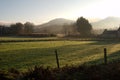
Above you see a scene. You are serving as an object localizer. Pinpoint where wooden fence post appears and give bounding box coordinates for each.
[104,48,107,64]
[55,49,60,68]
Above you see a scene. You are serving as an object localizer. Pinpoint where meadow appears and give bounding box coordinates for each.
[0,37,120,71]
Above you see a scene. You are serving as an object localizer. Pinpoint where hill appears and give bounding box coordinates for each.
[35,18,74,33]
[37,18,74,28]
[92,17,120,29]
[35,17,120,34]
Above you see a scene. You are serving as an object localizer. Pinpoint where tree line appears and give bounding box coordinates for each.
[0,22,34,36]
[0,17,94,37]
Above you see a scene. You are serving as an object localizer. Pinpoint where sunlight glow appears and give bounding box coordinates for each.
[63,0,120,21]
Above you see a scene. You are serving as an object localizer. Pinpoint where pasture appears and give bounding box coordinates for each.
[0,37,120,71]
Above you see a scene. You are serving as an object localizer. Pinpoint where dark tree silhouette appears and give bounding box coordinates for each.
[24,22,34,34]
[10,22,24,35]
[15,23,24,34]
[0,25,10,36]
[0,25,4,36]
[0,22,35,36]
[76,17,92,37]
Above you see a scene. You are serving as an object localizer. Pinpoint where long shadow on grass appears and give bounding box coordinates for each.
[83,50,120,65]
[88,41,120,45]
[0,42,119,70]
[0,43,106,70]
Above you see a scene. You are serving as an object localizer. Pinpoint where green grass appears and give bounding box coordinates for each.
[0,37,59,42]
[0,39,120,71]
[0,37,57,40]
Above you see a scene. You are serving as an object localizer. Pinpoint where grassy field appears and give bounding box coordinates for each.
[0,37,120,71]
[0,37,59,42]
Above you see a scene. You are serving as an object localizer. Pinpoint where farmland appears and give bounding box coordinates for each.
[0,37,120,71]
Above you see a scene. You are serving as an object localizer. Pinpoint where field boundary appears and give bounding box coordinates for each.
[0,37,120,43]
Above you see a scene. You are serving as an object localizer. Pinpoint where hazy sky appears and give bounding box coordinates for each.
[0,0,120,24]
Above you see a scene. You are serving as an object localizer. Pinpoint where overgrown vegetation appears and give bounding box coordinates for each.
[1,62,120,80]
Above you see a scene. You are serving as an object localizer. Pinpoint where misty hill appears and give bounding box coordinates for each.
[35,17,120,34]
[35,18,74,33]
[37,18,74,28]
[92,17,120,29]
